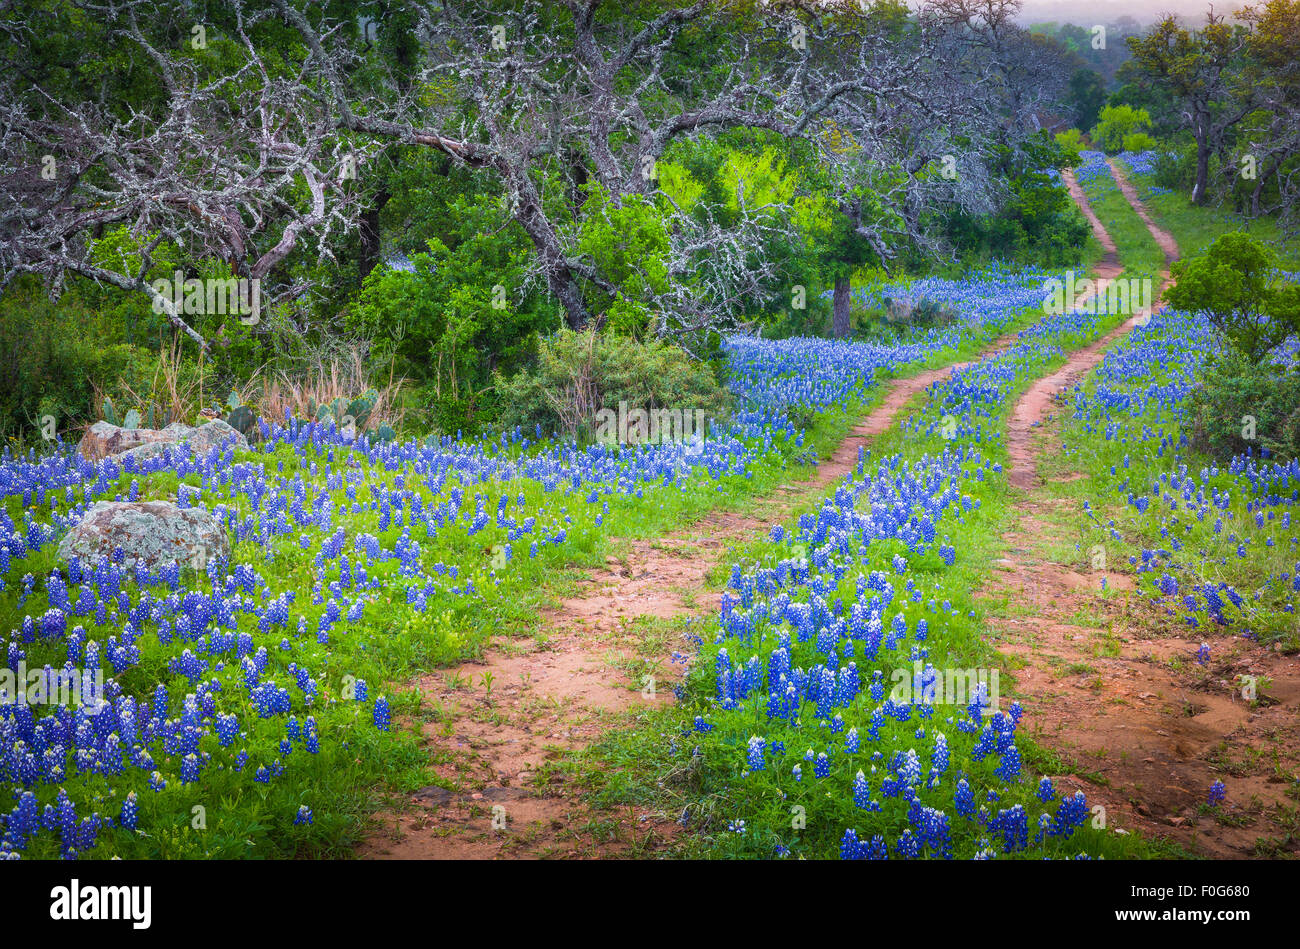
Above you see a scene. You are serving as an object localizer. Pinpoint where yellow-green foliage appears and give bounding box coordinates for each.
[576,184,671,335]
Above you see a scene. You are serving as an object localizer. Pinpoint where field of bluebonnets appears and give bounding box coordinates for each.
[0,236,1185,861]
[7,140,1300,857]
[6,320,1299,858]
[5,3,1300,866]
[5,146,1300,861]
[0,255,1039,851]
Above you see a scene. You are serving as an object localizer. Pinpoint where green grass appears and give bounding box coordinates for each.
[1113,156,1300,268]
[1078,174,1168,277]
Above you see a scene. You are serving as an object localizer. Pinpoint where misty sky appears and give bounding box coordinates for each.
[1015,0,1234,27]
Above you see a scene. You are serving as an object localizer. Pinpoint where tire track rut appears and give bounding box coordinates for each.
[984,160,1300,858]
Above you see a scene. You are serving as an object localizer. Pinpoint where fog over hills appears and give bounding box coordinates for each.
[1016,0,1233,27]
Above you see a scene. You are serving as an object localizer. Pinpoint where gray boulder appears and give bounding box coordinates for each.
[79,419,249,463]
[77,421,173,461]
[57,500,230,570]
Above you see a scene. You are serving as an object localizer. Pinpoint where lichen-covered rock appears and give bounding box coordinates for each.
[78,419,249,462]
[57,501,230,570]
[184,418,248,454]
[76,421,173,461]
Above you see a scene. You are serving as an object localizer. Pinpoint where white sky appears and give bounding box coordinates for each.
[1013,0,1234,26]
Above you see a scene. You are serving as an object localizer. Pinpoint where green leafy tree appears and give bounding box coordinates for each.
[655,134,830,336]
[1124,13,1251,204]
[1237,0,1300,224]
[1089,104,1153,154]
[1067,68,1107,132]
[348,191,559,431]
[1166,232,1300,361]
[573,185,672,337]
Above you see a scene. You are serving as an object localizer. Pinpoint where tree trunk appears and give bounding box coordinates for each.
[512,177,592,330]
[1250,158,1281,218]
[832,274,852,339]
[358,188,390,284]
[565,146,589,217]
[547,267,592,330]
[1193,127,1211,206]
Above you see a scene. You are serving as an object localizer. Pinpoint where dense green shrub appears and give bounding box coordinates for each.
[0,279,157,441]
[1121,131,1159,152]
[1166,232,1300,361]
[1152,142,1197,192]
[494,329,731,441]
[1089,104,1153,154]
[1187,349,1300,461]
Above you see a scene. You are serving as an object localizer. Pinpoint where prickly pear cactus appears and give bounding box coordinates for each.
[346,392,376,429]
[226,405,256,437]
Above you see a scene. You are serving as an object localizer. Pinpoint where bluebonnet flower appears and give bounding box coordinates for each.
[954,779,975,818]
[373,696,392,731]
[1208,780,1227,806]
[852,771,871,808]
[894,829,920,859]
[119,792,138,831]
